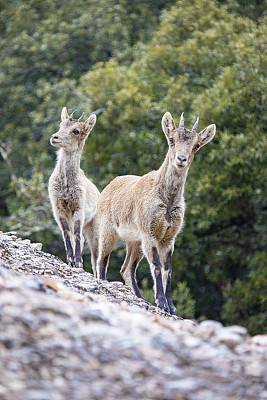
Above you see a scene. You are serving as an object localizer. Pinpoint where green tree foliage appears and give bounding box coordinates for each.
[0,0,175,213]
[1,0,266,333]
[222,252,267,335]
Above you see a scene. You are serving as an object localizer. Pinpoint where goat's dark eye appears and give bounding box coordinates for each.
[73,129,79,135]
[169,138,174,145]
[194,144,200,151]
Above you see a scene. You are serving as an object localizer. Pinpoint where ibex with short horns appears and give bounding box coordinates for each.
[96,112,215,314]
[49,107,99,273]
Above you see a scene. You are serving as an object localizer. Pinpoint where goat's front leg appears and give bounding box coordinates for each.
[83,216,99,276]
[163,249,177,315]
[59,217,75,267]
[74,219,84,269]
[142,239,170,313]
[96,225,118,280]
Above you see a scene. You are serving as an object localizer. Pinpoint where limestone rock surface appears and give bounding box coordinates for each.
[0,232,266,400]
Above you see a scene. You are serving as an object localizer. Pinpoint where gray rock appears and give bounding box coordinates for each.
[215,330,245,348]
[31,242,43,251]
[223,325,248,336]
[0,231,266,400]
[252,335,267,347]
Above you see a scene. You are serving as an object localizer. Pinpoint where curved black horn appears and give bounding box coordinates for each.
[69,109,77,118]
[78,112,84,122]
[179,112,184,129]
[192,116,199,132]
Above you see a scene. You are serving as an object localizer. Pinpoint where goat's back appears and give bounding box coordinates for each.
[99,171,160,226]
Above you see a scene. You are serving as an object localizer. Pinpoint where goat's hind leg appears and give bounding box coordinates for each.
[73,219,84,269]
[83,216,99,276]
[163,249,177,315]
[120,242,145,300]
[97,227,118,280]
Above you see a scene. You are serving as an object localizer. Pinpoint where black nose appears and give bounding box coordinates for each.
[177,155,187,163]
[52,135,59,140]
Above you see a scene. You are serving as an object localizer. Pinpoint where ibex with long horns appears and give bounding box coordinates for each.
[49,107,99,273]
[96,112,216,314]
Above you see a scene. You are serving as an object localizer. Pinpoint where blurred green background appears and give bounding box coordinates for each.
[0,0,266,334]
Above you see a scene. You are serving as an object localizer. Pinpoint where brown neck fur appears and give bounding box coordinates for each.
[57,147,83,176]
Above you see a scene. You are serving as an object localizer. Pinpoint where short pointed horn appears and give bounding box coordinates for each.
[78,112,84,122]
[69,109,77,118]
[192,116,199,132]
[179,112,184,129]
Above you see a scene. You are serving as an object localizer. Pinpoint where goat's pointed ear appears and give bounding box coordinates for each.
[197,124,216,148]
[61,107,69,122]
[162,112,176,139]
[84,114,97,135]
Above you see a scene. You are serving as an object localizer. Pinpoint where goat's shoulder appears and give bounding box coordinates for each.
[138,169,158,188]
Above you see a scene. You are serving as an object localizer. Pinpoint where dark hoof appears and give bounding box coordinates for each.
[157,298,170,314]
[134,288,148,302]
[142,298,151,305]
[68,259,75,268]
[167,299,177,315]
[169,305,177,315]
[75,261,83,270]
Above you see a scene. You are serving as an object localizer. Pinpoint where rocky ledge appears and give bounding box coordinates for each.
[0,231,266,400]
